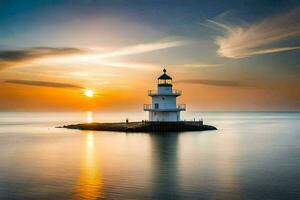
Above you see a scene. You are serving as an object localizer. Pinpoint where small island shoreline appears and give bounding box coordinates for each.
[60,121,217,133]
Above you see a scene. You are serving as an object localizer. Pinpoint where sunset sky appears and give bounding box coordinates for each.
[0,0,299,111]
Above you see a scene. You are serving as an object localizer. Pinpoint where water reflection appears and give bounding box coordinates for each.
[213,132,241,199]
[74,132,104,199]
[150,133,180,199]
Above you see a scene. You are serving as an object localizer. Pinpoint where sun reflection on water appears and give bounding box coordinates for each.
[74,131,104,199]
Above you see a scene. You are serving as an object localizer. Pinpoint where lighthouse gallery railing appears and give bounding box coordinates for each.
[143,104,186,110]
[148,89,182,96]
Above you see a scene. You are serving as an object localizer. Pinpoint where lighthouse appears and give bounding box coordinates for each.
[144,69,186,122]
[65,68,216,131]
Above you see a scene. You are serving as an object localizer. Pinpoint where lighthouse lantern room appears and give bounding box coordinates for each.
[144,68,186,122]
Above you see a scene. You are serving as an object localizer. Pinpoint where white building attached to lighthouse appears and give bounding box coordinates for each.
[144,69,186,122]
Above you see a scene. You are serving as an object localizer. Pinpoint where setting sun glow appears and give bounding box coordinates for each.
[85,90,94,97]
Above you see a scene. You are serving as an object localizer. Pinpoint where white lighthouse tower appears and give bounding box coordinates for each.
[144,69,186,122]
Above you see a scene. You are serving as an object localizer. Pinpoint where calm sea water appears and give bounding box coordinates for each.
[0,112,299,200]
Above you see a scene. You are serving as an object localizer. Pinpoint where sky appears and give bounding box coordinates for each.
[0,0,299,111]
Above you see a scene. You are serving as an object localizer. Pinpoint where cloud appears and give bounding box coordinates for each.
[97,60,159,70]
[209,7,300,58]
[81,39,186,70]
[4,79,82,89]
[0,47,82,61]
[175,79,249,87]
[100,40,187,58]
[57,39,186,61]
[40,39,187,70]
[0,39,186,71]
[0,47,83,69]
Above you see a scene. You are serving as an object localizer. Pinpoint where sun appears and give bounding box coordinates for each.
[84,89,94,97]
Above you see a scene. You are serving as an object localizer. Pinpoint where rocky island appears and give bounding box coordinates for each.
[62,121,217,132]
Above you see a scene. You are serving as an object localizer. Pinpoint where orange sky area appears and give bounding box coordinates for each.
[1,68,299,111]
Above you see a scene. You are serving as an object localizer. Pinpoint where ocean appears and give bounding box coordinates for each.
[0,112,299,199]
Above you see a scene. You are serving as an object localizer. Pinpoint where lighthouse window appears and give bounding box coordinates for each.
[158,79,172,85]
[162,97,165,100]
[155,103,159,109]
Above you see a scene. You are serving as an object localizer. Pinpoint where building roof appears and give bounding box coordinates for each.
[158,68,172,80]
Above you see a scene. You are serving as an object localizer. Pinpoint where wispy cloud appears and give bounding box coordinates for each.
[97,60,159,70]
[4,79,82,89]
[175,79,249,87]
[80,39,186,70]
[101,40,187,58]
[209,7,300,58]
[0,39,186,70]
[0,47,83,69]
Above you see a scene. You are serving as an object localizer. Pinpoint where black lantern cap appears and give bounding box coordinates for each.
[158,68,172,80]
